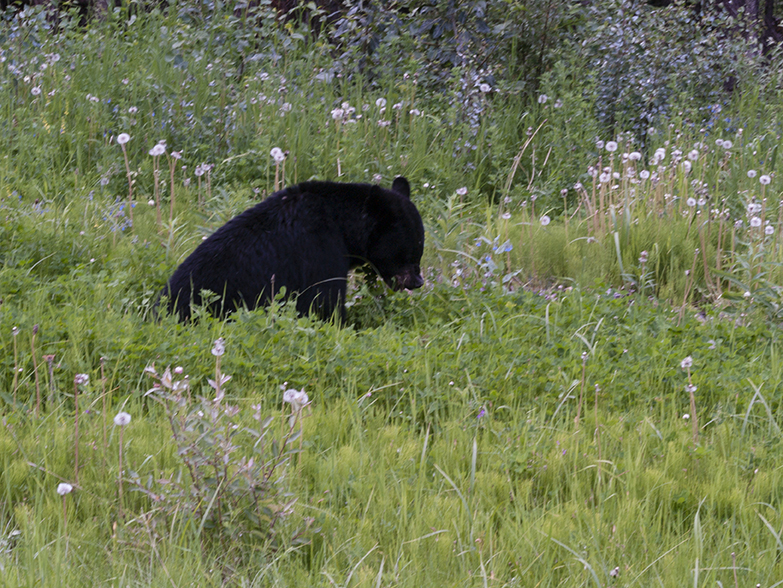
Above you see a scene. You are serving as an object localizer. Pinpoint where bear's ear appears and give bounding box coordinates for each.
[391,176,411,199]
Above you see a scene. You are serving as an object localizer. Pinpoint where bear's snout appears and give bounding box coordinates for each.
[392,269,424,291]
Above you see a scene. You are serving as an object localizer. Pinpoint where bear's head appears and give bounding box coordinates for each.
[366,177,425,291]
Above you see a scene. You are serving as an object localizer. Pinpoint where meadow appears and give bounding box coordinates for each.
[2,1,783,586]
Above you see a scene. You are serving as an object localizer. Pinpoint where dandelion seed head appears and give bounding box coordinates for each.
[540,215,551,226]
[113,412,131,426]
[751,216,762,227]
[57,483,73,496]
[747,170,757,178]
[606,141,618,153]
[680,356,693,369]
[537,94,548,104]
[117,133,130,145]
[760,175,772,185]
[283,388,309,411]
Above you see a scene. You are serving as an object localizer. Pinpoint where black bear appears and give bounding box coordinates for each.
[162,176,424,321]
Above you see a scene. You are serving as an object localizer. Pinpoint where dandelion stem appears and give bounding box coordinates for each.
[12,329,19,406]
[62,494,69,556]
[153,157,162,231]
[101,358,107,473]
[74,379,80,485]
[121,145,133,228]
[169,157,177,224]
[594,384,602,487]
[31,325,41,417]
[118,425,124,520]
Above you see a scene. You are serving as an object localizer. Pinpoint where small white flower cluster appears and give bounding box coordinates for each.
[149,141,166,157]
[270,147,285,164]
[331,101,358,124]
[211,337,225,357]
[652,148,666,165]
[194,163,213,177]
[282,387,309,412]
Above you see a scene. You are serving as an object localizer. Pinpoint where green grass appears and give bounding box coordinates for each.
[2,2,783,586]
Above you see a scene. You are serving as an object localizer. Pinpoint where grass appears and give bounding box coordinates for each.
[2,2,783,586]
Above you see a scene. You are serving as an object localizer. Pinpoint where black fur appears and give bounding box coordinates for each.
[162,177,424,321]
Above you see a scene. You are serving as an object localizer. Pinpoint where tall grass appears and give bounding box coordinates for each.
[2,2,783,586]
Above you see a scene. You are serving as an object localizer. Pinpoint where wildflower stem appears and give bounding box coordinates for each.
[31,325,40,417]
[74,379,80,485]
[118,425,124,520]
[153,157,162,231]
[101,357,107,473]
[12,330,19,405]
[169,157,177,224]
[121,145,133,228]
[62,494,69,556]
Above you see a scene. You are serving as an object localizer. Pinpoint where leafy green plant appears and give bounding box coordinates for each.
[132,339,316,559]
